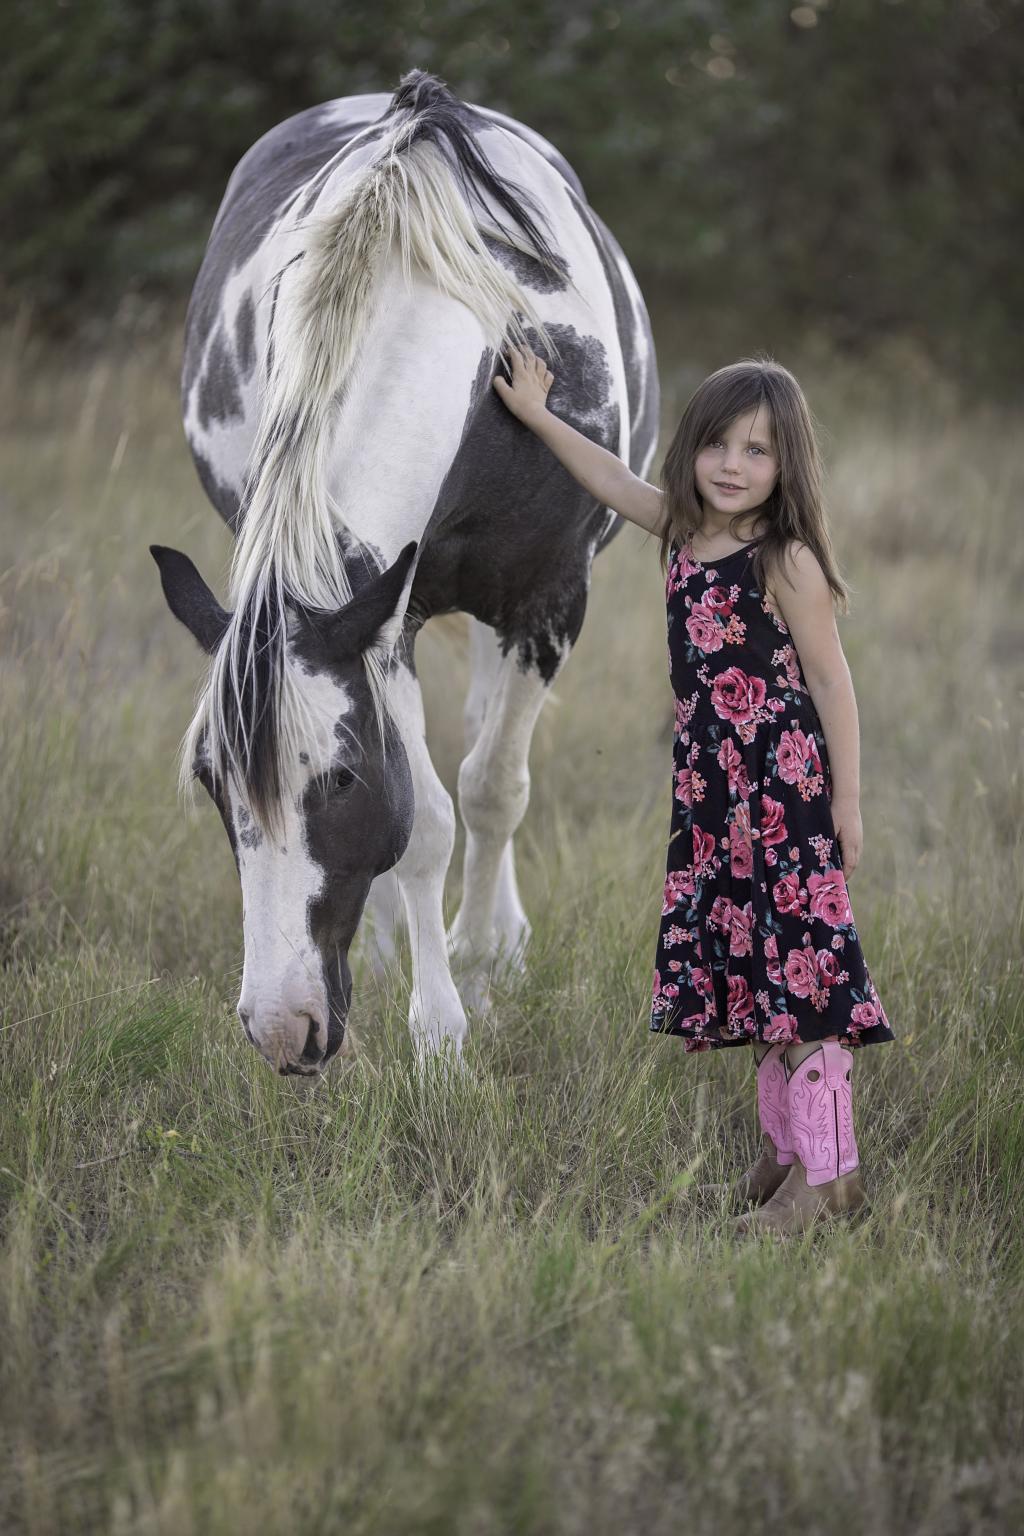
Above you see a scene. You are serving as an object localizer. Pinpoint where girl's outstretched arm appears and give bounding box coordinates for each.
[493,343,664,535]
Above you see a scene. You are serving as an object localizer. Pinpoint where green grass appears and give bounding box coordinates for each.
[1,324,1022,1533]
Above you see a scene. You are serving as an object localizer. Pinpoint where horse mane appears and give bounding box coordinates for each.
[182,71,566,831]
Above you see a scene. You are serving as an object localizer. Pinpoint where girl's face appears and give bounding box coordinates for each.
[694,405,779,519]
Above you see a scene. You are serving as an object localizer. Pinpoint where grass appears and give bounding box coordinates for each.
[1,319,1022,1533]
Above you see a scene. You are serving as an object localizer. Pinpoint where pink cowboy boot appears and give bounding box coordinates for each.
[731,1041,795,1208]
[735,1040,867,1235]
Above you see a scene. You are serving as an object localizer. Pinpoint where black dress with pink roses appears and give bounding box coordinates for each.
[650,536,894,1052]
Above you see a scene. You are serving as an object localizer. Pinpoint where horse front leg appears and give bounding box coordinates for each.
[389,661,469,1065]
[460,620,532,972]
[360,868,404,979]
[448,636,567,1012]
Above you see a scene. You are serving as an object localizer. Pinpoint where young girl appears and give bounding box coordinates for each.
[494,346,893,1236]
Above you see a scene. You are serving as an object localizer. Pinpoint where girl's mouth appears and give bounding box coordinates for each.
[714,482,745,494]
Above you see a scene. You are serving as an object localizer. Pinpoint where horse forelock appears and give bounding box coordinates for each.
[184,581,394,837]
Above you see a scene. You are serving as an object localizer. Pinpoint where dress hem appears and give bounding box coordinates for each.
[648,1018,895,1051]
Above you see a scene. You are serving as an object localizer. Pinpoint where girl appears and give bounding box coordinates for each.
[494,346,893,1236]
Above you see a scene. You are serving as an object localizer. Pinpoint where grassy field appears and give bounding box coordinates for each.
[1,319,1022,1534]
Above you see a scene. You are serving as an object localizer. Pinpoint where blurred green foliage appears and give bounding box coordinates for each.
[3,0,1021,383]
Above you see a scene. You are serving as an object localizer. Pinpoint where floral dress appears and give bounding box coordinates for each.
[650,535,894,1052]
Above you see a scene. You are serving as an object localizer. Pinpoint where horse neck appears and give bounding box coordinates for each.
[324,254,493,564]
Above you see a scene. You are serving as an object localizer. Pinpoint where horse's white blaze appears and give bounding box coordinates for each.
[234,664,353,1070]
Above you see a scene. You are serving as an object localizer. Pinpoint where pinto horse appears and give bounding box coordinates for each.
[153,70,659,1074]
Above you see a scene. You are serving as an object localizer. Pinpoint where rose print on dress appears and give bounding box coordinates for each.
[716,737,752,798]
[710,666,766,725]
[686,604,726,653]
[806,868,853,927]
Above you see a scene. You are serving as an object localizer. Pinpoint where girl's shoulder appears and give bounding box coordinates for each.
[761,537,823,582]
[759,539,828,622]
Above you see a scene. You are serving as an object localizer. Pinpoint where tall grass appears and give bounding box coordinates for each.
[1,324,1022,1533]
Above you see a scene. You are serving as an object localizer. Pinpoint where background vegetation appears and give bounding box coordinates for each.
[4,0,1022,386]
[1,332,1022,1531]
[2,3,1023,1531]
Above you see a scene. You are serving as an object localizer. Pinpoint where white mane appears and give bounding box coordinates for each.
[182,108,561,826]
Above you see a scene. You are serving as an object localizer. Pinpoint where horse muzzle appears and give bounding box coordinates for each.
[236,996,333,1075]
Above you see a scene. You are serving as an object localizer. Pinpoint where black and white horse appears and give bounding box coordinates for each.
[153,70,659,1075]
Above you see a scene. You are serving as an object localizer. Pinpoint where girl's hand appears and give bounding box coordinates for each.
[493,343,554,423]
[831,796,863,878]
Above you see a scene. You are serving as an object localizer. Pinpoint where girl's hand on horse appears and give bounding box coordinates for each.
[493,343,554,422]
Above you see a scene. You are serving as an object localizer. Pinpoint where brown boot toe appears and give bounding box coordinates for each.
[733,1161,868,1237]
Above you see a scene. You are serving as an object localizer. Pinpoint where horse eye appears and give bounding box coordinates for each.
[332,767,356,795]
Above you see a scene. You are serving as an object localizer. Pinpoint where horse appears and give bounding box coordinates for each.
[152,69,659,1076]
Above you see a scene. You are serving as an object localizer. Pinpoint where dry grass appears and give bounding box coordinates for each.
[0,322,1022,1534]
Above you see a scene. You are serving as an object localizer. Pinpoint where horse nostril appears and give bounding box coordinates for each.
[299,1015,323,1064]
[237,1006,255,1044]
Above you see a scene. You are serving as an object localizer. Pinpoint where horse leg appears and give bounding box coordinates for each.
[361,868,404,978]
[358,612,501,987]
[448,636,567,1011]
[460,620,532,968]
[389,659,469,1063]
[464,620,533,967]
[462,615,500,752]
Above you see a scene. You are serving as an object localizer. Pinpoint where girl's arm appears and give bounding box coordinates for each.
[772,542,864,876]
[493,344,665,535]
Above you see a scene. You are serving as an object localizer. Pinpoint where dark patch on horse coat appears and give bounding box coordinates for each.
[192,449,241,530]
[235,803,263,850]
[197,322,244,432]
[235,291,257,381]
[406,325,622,681]
[183,103,368,399]
[300,669,415,1062]
[480,231,570,292]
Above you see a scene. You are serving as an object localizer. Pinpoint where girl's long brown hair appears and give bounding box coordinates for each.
[657,357,849,614]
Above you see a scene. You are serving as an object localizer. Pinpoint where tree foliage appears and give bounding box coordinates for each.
[2,0,1020,380]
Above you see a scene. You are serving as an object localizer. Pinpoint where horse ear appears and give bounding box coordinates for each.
[150,545,231,654]
[328,541,419,657]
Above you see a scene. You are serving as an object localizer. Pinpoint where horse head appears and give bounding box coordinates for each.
[151,541,417,1073]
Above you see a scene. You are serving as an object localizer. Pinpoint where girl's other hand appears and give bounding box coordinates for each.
[831,796,863,878]
[493,343,554,423]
